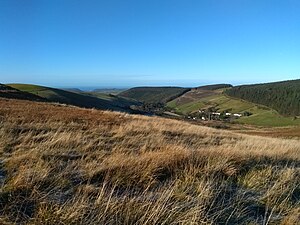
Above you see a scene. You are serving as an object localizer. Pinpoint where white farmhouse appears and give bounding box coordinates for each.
[233,113,242,117]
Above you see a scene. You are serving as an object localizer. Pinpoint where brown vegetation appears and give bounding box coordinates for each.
[240,126,300,139]
[0,98,299,224]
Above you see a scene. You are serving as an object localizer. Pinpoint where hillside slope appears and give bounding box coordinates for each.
[0,83,46,102]
[7,83,140,112]
[0,98,299,224]
[118,87,190,103]
[167,86,300,127]
[166,86,226,114]
[225,79,300,116]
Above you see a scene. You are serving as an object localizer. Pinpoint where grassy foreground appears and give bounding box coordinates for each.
[0,98,299,224]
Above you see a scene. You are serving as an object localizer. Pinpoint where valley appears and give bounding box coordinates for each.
[4,81,300,130]
[1,79,300,224]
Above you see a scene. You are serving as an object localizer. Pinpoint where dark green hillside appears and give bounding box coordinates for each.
[92,88,127,94]
[118,87,190,103]
[80,92,141,110]
[0,83,47,102]
[195,84,232,90]
[225,79,300,116]
[8,84,141,112]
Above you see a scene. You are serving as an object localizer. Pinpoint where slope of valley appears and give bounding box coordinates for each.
[7,83,141,113]
[0,84,46,102]
[0,98,299,224]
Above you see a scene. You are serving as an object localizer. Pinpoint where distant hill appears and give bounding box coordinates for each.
[91,88,127,94]
[7,83,141,112]
[62,88,83,93]
[118,87,190,103]
[0,83,47,102]
[225,79,300,116]
[195,84,232,90]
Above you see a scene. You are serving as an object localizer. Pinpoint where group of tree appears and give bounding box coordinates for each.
[225,80,300,116]
[195,84,232,91]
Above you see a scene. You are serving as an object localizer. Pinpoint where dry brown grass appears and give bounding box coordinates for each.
[239,126,300,139]
[0,98,299,224]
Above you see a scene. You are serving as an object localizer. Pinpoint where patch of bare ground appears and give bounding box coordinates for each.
[0,98,299,224]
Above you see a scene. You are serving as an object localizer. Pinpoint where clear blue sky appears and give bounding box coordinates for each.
[0,0,299,88]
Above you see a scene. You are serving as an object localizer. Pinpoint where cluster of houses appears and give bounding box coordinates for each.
[211,112,242,117]
[187,109,245,121]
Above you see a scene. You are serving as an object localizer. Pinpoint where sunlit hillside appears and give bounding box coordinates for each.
[167,87,300,127]
[0,98,299,224]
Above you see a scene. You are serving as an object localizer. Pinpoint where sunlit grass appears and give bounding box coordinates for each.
[0,98,299,224]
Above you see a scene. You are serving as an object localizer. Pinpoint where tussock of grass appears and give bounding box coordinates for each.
[0,98,299,224]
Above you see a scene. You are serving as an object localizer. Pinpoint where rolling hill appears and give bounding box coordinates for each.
[91,88,127,94]
[5,81,300,127]
[225,79,300,116]
[7,83,141,113]
[0,83,47,102]
[118,87,190,103]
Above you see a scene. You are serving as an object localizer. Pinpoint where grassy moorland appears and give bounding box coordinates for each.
[0,98,299,224]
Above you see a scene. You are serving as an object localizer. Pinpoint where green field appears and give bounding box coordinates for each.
[167,99,205,114]
[167,91,300,127]
[238,110,300,127]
